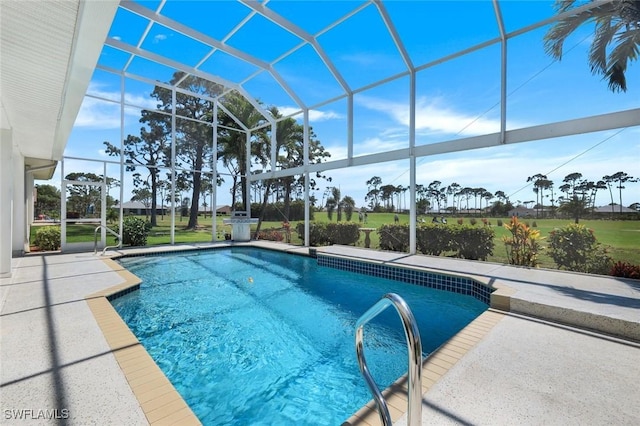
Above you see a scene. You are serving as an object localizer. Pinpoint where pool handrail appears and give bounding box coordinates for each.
[355,293,423,426]
[94,225,122,255]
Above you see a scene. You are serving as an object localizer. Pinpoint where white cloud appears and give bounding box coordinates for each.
[153,34,167,44]
[87,82,158,109]
[354,136,406,156]
[74,97,121,129]
[75,83,159,129]
[310,109,342,122]
[357,95,528,137]
[277,106,343,122]
[311,134,640,208]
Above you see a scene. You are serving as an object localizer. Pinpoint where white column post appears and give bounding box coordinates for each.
[245,130,251,213]
[303,109,310,246]
[409,71,417,254]
[101,162,107,244]
[11,151,25,256]
[170,89,176,244]
[212,100,218,241]
[0,129,13,277]
[60,160,66,250]
[25,172,34,253]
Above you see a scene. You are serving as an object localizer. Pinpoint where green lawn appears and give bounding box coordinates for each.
[285,213,640,268]
[31,213,640,270]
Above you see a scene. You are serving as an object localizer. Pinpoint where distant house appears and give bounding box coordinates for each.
[507,206,536,218]
[216,205,232,215]
[197,205,231,216]
[593,204,638,214]
[113,202,232,216]
[112,201,167,216]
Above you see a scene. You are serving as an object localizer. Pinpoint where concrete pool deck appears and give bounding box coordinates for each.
[1,241,638,425]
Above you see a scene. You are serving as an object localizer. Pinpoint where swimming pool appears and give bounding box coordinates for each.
[112,247,487,425]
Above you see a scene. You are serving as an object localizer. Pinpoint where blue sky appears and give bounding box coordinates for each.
[56,0,639,211]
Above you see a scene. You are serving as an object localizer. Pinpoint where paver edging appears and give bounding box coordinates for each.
[85,258,201,426]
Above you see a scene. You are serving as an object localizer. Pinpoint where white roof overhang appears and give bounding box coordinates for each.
[0,0,119,179]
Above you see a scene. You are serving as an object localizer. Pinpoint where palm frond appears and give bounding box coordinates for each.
[606,28,640,91]
[554,0,580,14]
[589,16,618,74]
[545,0,639,91]
[545,1,623,59]
[545,11,596,58]
[619,0,640,24]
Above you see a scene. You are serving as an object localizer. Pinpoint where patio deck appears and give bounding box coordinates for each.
[1,242,638,425]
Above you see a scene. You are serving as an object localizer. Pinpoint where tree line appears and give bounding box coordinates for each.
[102,72,331,231]
[363,170,638,218]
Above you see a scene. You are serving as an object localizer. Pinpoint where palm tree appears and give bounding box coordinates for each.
[559,196,590,223]
[527,173,548,218]
[544,0,640,92]
[326,187,342,221]
[603,173,618,216]
[342,196,356,221]
[610,171,638,212]
[458,187,473,212]
[427,181,444,213]
[218,92,267,210]
[538,178,554,217]
[472,187,486,211]
[380,184,396,211]
[482,190,494,212]
[591,180,608,210]
[395,185,405,212]
[447,182,461,212]
[325,187,356,222]
[366,176,382,211]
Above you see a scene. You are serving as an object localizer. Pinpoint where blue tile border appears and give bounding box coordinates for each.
[113,246,492,305]
[106,284,141,301]
[317,254,493,305]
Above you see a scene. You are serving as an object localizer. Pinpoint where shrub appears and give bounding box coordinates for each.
[296,222,324,246]
[457,218,463,225]
[378,224,409,252]
[532,221,538,228]
[547,224,612,274]
[295,222,360,246]
[33,226,61,251]
[469,218,477,226]
[497,219,503,227]
[120,216,150,246]
[327,223,360,245]
[610,261,640,279]
[257,229,284,242]
[451,225,495,260]
[416,225,455,255]
[378,223,493,259]
[502,216,543,267]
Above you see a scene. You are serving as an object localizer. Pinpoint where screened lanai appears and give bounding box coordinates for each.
[1,0,639,275]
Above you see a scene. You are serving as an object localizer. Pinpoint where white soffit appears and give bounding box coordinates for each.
[0,0,118,170]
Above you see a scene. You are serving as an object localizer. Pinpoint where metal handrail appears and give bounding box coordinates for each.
[94,225,122,255]
[355,293,423,426]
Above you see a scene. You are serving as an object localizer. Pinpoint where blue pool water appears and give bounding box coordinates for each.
[112,248,487,425]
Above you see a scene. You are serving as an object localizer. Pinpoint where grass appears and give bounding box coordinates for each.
[31,213,640,270]
[287,213,640,268]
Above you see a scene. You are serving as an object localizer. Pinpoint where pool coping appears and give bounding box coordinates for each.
[85,258,201,426]
[342,309,505,426]
[91,242,508,426]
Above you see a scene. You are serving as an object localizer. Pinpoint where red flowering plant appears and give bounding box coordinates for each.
[282,221,291,243]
